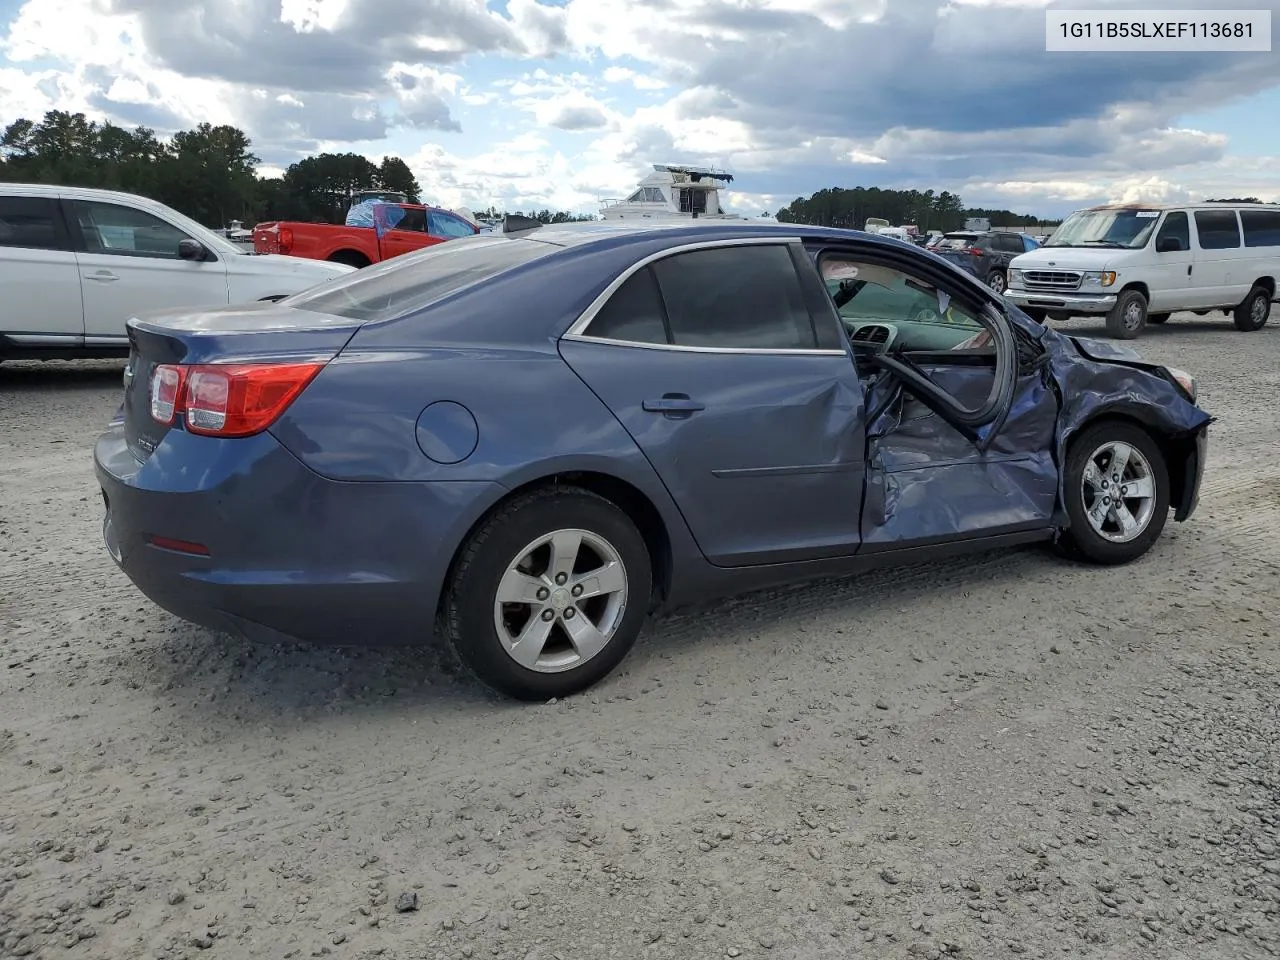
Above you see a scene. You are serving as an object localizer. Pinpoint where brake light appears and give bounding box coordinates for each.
[967,247,983,256]
[278,226,294,254]
[148,362,325,436]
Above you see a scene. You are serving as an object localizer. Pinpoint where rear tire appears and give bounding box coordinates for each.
[986,269,1007,294]
[328,250,371,268]
[444,487,652,701]
[1056,421,1170,565]
[1147,313,1170,325]
[1104,289,1147,340]
[1233,286,1271,331]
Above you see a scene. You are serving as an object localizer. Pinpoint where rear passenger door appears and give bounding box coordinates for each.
[0,194,84,342]
[558,238,866,567]
[376,207,436,260]
[1190,208,1246,308]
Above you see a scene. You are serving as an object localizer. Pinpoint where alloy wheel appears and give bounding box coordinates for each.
[492,528,629,672]
[1080,441,1157,543]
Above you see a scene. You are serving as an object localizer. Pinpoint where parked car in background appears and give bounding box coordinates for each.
[0,183,353,362]
[1007,202,1280,339]
[932,229,1040,293]
[96,219,1210,701]
[252,203,480,268]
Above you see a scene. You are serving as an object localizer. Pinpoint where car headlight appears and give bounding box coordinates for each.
[1008,268,1024,285]
[1081,271,1117,288]
[1163,366,1197,403]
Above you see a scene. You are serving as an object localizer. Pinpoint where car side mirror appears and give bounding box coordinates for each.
[1156,237,1183,253]
[178,238,207,260]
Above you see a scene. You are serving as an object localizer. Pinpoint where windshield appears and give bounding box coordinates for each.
[283,234,554,322]
[1043,209,1160,249]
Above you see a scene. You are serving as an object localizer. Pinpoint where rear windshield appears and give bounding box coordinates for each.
[936,234,977,250]
[283,236,554,322]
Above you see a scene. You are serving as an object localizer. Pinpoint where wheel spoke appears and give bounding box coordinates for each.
[496,569,547,605]
[508,615,555,669]
[1083,461,1104,490]
[572,560,626,601]
[1120,475,1153,500]
[1112,502,1139,537]
[548,531,582,582]
[1086,496,1110,533]
[1107,443,1132,481]
[561,613,609,662]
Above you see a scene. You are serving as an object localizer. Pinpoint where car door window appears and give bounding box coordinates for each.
[1193,210,1241,250]
[650,244,819,349]
[0,196,67,251]
[428,211,476,238]
[71,200,194,259]
[1155,211,1190,251]
[582,266,669,344]
[393,208,426,233]
[1240,209,1280,247]
[820,255,985,350]
[995,234,1023,253]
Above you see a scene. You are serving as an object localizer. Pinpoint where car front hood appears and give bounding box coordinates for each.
[1011,247,1121,270]
[1068,335,1146,366]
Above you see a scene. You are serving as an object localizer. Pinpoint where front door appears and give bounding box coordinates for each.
[1145,211,1194,313]
[813,248,1057,550]
[559,240,865,567]
[67,198,229,341]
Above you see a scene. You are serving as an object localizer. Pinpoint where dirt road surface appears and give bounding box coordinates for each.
[1,314,1277,960]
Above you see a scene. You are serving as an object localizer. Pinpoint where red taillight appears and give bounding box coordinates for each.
[278,226,294,254]
[967,247,983,256]
[149,362,325,437]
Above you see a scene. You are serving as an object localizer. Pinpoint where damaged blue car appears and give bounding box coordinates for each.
[94,219,1212,701]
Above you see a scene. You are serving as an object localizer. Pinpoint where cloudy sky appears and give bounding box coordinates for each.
[1,0,1278,218]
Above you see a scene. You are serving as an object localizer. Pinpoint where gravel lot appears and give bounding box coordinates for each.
[1,313,1278,960]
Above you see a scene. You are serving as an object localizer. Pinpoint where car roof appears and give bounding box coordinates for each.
[510,218,923,254]
[0,181,181,216]
[1080,201,1280,212]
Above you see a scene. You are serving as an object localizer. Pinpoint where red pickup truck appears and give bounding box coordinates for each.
[252,204,479,267]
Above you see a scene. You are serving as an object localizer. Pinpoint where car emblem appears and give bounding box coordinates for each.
[1047,260,1056,266]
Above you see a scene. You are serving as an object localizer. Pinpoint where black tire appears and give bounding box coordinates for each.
[1021,307,1048,324]
[444,486,652,700]
[1147,313,1170,325]
[986,269,1007,294]
[328,250,371,268]
[1233,286,1272,332]
[1057,421,1170,565]
[1104,289,1147,340]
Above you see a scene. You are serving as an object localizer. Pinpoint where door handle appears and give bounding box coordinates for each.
[1187,265,1193,275]
[642,393,705,417]
[84,270,119,282]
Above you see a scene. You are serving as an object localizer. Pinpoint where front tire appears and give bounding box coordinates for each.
[1105,289,1147,340]
[444,487,652,700]
[1233,286,1271,332]
[1057,421,1170,565]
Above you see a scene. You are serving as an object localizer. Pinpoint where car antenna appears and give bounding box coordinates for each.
[502,214,544,234]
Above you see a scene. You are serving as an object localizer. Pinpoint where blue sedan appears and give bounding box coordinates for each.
[95,219,1211,700]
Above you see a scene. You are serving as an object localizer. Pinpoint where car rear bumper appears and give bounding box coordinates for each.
[94,422,501,646]
[1007,289,1118,314]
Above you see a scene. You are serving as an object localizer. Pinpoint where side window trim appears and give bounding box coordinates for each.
[564,236,847,355]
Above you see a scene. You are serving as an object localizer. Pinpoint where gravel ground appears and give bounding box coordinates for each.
[1,312,1278,960]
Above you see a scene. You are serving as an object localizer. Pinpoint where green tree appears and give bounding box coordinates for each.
[377,156,421,202]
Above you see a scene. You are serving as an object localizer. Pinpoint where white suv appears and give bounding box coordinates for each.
[1006,202,1279,339]
[0,183,354,361]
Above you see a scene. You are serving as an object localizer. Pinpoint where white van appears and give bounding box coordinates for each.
[0,183,354,362]
[1006,202,1280,339]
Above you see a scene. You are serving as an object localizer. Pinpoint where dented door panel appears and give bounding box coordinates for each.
[861,360,1060,548]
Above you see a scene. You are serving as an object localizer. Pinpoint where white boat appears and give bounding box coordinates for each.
[600,164,748,221]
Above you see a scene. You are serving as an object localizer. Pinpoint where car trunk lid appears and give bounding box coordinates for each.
[123,301,362,462]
